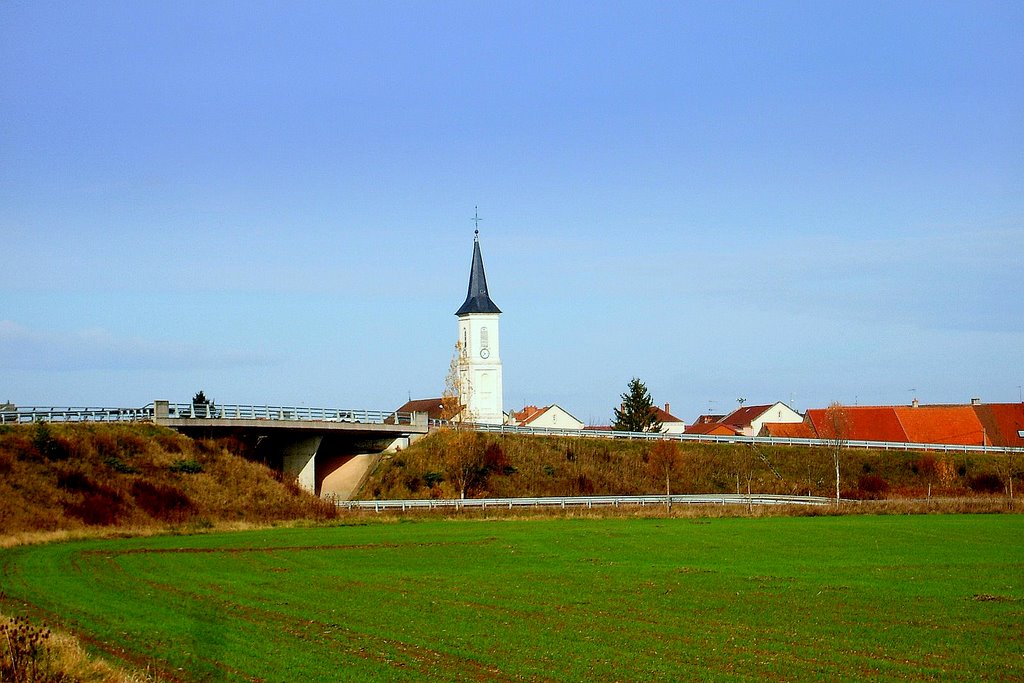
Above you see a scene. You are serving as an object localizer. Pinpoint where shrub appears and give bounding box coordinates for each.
[484,442,509,473]
[56,470,92,492]
[131,480,193,522]
[857,474,889,499]
[169,459,204,474]
[969,473,1003,494]
[64,485,125,526]
[31,423,71,462]
[104,456,138,474]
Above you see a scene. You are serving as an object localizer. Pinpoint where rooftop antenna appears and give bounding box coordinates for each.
[737,397,746,407]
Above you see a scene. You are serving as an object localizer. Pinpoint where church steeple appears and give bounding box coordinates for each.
[455,230,501,316]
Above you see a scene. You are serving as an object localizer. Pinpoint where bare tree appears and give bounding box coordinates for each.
[994,451,1019,508]
[649,440,682,511]
[444,430,484,500]
[440,342,472,427]
[823,402,850,504]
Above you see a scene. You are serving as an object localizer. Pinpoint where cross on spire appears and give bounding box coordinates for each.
[472,206,482,237]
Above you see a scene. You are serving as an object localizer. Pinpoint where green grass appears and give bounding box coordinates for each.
[2,515,1023,681]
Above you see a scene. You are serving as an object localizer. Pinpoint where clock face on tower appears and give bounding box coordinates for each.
[480,348,490,359]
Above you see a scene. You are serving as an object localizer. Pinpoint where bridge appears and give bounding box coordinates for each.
[1,401,431,499]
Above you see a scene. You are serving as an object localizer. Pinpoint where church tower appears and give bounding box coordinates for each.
[455,226,503,425]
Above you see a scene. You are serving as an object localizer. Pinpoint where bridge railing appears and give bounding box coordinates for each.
[1,404,415,427]
[159,403,414,425]
[461,423,1024,454]
[337,493,837,512]
[0,406,155,424]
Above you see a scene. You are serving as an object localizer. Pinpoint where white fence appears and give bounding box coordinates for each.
[337,493,836,512]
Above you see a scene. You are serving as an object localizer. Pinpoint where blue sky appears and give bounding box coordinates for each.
[2,1,1022,424]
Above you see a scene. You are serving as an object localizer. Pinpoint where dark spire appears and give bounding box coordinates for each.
[455,230,501,316]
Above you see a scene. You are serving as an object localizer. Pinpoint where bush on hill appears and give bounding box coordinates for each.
[0,423,336,535]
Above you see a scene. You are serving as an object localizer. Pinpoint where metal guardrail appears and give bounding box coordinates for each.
[0,404,414,426]
[466,423,1024,454]
[338,493,837,512]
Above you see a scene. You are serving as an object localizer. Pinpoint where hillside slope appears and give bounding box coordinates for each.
[0,423,335,535]
[360,429,1016,500]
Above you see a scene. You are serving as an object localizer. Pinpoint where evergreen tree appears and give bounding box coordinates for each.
[612,378,663,432]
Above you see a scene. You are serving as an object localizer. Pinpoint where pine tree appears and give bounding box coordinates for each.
[612,378,663,432]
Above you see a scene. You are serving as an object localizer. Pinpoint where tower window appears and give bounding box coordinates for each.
[480,326,489,350]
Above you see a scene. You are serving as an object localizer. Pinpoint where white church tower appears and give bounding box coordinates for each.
[454,226,503,425]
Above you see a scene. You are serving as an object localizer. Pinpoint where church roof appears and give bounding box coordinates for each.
[455,233,501,316]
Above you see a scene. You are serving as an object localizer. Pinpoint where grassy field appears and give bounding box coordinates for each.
[2,515,1022,681]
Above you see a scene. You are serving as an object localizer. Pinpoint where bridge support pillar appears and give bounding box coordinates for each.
[282,435,322,494]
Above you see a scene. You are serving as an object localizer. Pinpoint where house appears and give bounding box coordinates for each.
[803,406,907,442]
[511,404,585,430]
[391,397,450,423]
[651,403,686,434]
[803,401,1023,447]
[718,402,803,437]
[973,402,1024,448]
[759,421,816,439]
[684,421,743,437]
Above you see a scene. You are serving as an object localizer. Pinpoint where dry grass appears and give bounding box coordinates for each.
[0,423,336,537]
[0,613,162,682]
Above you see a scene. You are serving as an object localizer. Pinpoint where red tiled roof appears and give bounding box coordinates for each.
[972,403,1024,447]
[684,422,741,436]
[650,405,683,423]
[513,405,544,424]
[894,406,985,446]
[691,414,726,425]
[805,404,1005,446]
[760,422,816,439]
[393,397,449,421]
[805,407,908,442]
[720,404,774,428]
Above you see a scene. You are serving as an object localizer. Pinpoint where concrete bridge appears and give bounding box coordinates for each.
[150,402,431,498]
[2,401,431,499]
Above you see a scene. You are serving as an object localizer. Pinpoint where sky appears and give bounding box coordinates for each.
[1,1,1022,425]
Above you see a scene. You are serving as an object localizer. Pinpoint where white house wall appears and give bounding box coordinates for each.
[525,406,584,430]
[748,402,803,436]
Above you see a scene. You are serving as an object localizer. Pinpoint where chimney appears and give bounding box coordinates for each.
[971,397,981,406]
[911,398,919,408]
[664,403,670,415]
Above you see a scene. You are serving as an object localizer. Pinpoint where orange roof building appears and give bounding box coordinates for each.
[804,402,1022,447]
